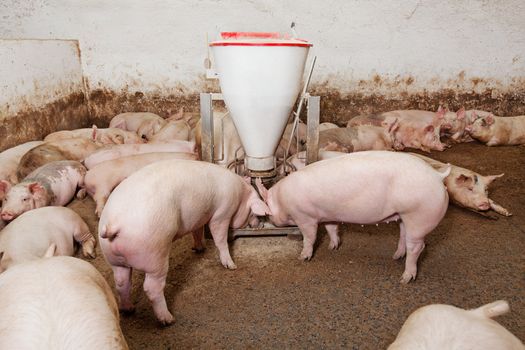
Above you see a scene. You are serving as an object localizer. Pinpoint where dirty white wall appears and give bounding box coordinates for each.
[1,0,524,97]
[0,39,85,117]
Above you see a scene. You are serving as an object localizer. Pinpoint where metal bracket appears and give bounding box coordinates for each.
[306,95,320,165]
[200,93,214,163]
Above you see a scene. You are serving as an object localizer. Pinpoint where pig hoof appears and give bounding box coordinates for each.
[76,189,87,199]
[399,272,416,284]
[158,314,175,327]
[392,251,406,260]
[328,240,340,250]
[222,261,237,270]
[299,253,312,261]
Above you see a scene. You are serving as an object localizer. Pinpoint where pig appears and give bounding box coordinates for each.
[283,150,346,173]
[98,159,270,325]
[467,114,525,146]
[82,141,196,169]
[318,125,401,152]
[0,256,128,349]
[45,125,144,145]
[348,109,447,152]
[388,300,524,350]
[84,152,198,216]
[148,119,191,143]
[319,122,339,131]
[256,151,450,283]
[411,153,511,217]
[0,207,96,272]
[1,160,86,221]
[0,141,44,186]
[109,112,167,141]
[16,138,101,181]
[194,111,244,169]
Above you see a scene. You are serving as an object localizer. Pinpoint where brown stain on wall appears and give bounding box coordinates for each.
[0,92,89,151]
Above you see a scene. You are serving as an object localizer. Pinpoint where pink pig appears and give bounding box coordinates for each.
[467,114,525,146]
[0,141,44,187]
[0,160,86,221]
[84,152,198,216]
[257,151,450,283]
[82,141,196,169]
[45,125,144,145]
[98,159,270,325]
[109,112,167,141]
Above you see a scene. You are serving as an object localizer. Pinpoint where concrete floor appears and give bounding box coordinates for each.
[68,142,525,349]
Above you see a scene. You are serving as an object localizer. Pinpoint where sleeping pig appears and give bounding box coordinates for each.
[45,125,144,145]
[0,160,86,221]
[467,114,525,146]
[98,159,270,325]
[109,112,167,141]
[319,125,401,152]
[0,206,96,272]
[256,151,450,284]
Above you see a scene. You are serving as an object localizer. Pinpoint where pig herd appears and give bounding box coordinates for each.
[0,107,522,349]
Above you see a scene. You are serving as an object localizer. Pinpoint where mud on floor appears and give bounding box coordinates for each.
[68,142,524,349]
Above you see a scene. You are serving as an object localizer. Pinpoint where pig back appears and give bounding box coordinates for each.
[0,256,128,349]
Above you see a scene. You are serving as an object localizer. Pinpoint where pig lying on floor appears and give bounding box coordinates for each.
[467,114,525,146]
[388,300,524,350]
[257,151,450,284]
[410,153,511,217]
[318,124,402,152]
[0,207,96,272]
[0,256,128,349]
[110,112,167,141]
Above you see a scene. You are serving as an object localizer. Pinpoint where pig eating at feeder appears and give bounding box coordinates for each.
[257,151,450,283]
[98,159,270,325]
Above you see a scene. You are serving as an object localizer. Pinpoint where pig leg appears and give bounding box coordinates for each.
[489,199,512,216]
[398,218,428,284]
[208,220,236,269]
[94,192,109,217]
[392,222,407,259]
[76,188,87,199]
[73,229,96,258]
[324,224,340,250]
[191,228,205,253]
[113,266,135,314]
[297,221,319,261]
[143,260,173,326]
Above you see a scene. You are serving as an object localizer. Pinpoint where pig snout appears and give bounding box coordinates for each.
[477,201,491,211]
[464,125,473,133]
[0,211,15,221]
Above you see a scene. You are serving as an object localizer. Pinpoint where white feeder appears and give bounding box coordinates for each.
[210,32,312,173]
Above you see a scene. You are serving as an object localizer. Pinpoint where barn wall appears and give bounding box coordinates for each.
[0,39,89,150]
[1,0,524,124]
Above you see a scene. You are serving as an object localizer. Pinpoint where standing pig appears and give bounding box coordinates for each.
[98,159,270,325]
[16,138,101,180]
[319,125,401,152]
[83,141,196,169]
[256,151,450,283]
[467,114,525,146]
[0,141,44,186]
[1,160,86,221]
[0,256,128,349]
[0,207,95,272]
[85,152,198,216]
[109,112,167,141]
[388,300,524,350]
[411,153,511,217]
[45,125,144,144]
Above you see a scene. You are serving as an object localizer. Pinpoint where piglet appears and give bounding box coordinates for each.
[98,159,270,325]
[148,119,191,143]
[0,256,128,349]
[411,153,510,217]
[85,152,198,216]
[388,300,524,350]
[0,141,44,187]
[0,207,95,272]
[82,141,196,169]
[0,160,86,221]
[467,114,525,146]
[257,151,450,283]
[109,112,167,141]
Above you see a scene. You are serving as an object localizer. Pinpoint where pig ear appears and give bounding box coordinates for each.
[28,182,45,195]
[255,178,268,202]
[485,173,504,185]
[251,199,272,216]
[91,125,98,140]
[112,120,126,130]
[437,105,444,113]
[388,118,400,133]
[113,135,125,144]
[0,180,12,198]
[43,243,57,258]
[456,107,466,120]
[424,125,435,132]
[436,107,445,119]
[455,174,473,186]
[485,115,495,125]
